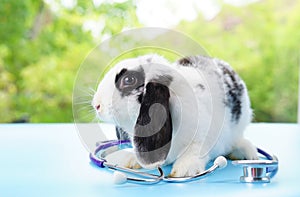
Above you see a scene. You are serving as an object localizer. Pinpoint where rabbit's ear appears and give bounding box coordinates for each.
[133,82,172,168]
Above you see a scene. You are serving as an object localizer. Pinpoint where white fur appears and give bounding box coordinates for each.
[92,54,258,177]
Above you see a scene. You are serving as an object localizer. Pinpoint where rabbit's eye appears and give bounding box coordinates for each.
[123,75,137,86]
[115,69,145,95]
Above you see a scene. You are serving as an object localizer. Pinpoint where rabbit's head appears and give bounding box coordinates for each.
[92,54,175,168]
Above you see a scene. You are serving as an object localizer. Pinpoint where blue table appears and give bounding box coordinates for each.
[0,123,299,197]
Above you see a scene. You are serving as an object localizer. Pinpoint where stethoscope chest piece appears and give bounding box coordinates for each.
[232,153,278,183]
[240,166,270,183]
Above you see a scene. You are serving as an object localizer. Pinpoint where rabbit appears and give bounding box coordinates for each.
[92,54,258,177]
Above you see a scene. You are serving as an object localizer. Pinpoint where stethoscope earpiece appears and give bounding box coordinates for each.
[113,171,128,185]
[90,141,278,184]
[214,156,228,169]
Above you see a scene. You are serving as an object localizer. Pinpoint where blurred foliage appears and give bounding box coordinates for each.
[0,0,140,122]
[177,0,299,122]
[0,0,299,122]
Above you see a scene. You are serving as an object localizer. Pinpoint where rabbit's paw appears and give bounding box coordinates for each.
[169,156,206,177]
[228,138,258,160]
[105,149,142,169]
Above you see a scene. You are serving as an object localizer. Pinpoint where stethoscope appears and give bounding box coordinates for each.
[89,140,278,184]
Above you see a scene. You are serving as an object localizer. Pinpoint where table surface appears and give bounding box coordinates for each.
[0,123,299,197]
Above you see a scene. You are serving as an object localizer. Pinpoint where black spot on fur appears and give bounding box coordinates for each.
[115,126,130,141]
[197,84,205,90]
[178,57,192,66]
[177,55,215,69]
[220,63,244,123]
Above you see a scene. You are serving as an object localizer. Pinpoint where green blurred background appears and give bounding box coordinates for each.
[0,0,299,123]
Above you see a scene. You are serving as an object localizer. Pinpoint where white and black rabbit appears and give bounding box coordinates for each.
[92,54,258,177]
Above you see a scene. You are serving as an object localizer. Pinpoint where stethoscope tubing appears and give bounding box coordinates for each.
[89,140,278,184]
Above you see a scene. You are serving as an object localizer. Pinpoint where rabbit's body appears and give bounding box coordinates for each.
[93,54,258,177]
